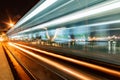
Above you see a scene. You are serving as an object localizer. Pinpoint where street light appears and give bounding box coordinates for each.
[9,23,14,27]
[4,20,15,28]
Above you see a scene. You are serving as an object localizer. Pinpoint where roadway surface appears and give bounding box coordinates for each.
[1,41,120,80]
[2,42,64,80]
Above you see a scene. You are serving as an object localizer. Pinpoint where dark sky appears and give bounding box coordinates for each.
[0,0,39,32]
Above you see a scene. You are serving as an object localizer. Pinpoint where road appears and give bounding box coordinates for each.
[2,42,120,80]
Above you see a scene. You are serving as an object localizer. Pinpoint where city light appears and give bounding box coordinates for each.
[9,23,14,27]
[4,16,15,28]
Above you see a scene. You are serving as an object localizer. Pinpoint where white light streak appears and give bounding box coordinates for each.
[15,0,57,28]
[18,19,120,35]
[16,0,120,34]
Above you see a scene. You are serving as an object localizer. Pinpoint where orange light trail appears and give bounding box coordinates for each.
[10,42,120,77]
[8,42,98,80]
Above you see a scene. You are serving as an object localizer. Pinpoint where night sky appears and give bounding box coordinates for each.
[0,0,39,32]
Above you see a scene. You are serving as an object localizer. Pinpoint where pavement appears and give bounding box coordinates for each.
[0,42,14,80]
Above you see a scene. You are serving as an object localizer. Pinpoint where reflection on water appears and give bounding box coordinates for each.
[108,40,117,54]
[27,40,120,54]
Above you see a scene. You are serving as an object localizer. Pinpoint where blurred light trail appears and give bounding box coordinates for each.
[8,42,98,80]
[12,42,120,77]
[18,19,120,35]
[16,0,120,34]
[14,0,57,29]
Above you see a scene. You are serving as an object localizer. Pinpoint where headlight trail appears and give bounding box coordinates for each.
[8,42,99,80]
[10,42,120,77]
